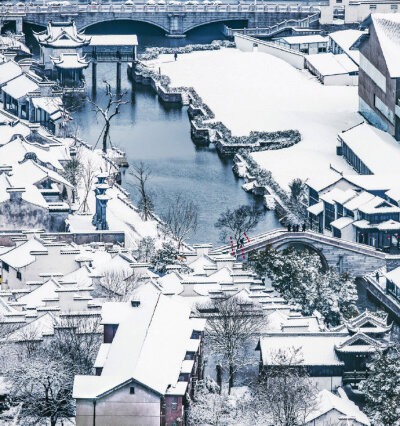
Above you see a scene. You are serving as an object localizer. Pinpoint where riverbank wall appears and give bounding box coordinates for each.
[128,46,307,224]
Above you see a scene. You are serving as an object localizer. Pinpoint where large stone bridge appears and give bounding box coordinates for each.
[0,2,320,36]
[212,229,400,277]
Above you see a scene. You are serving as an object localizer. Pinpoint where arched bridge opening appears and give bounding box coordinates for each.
[184,18,248,36]
[82,19,168,35]
[274,241,329,273]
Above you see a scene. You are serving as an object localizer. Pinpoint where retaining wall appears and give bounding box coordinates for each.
[235,33,306,69]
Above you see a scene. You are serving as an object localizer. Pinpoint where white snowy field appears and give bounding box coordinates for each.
[148,49,362,189]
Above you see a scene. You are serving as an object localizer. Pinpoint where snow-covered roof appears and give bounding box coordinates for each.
[306,389,370,425]
[0,60,22,86]
[17,278,60,309]
[74,284,206,399]
[343,191,375,211]
[31,96,63,116]
[371,14,400,78]
[2,74,39,99]
[306,170,342,192]
[0,136,69,171]
[34,20,90,47]
[306,53,358,76]
[385,266,400,284]
[0,238,47,268]
[0,36,30,54]
[341,124,400,175]
[307,201,324,216]
[51,53,89,70]
[258,334,345,366]
[357,196,400,215]
[279,35,328,45]
[330,216,354,230]
[89,34,138,46]
[329,29,365,65]
[94,343,111,368]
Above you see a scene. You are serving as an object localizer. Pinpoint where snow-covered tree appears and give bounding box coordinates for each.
[163,194,198,250]
[252,347,317,426]
[6,350,74,426]
[288,178,305,202]
[248,246,358,326]
[151,242,188,275]
[359,345,400,426]
[188,379,231,426]
[61,157,83,204]
[199,295,265,393]
[137,236,156,263]
[96,269,140,301]
[130,162,154,221]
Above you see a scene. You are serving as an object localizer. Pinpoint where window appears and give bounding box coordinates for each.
[129,387,135,394]
[171,396,178,411]
[16,271,21,280]
[184,351,195,360]
[2,262,9,272]
[324,202,335,231]
[391,4,398,9]
[370,4,377,9]
[191,330,201,339]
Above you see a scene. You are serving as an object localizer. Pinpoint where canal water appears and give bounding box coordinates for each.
[49,21,281,245]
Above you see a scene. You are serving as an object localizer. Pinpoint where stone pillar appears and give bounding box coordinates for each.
[116,61,121,91]
[15,18,23,34]
[92,61,97,91]
[167,13,186,37]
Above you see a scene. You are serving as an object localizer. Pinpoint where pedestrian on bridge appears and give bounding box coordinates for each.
[302,223,306,232]
[174,52,178,61]
[287,224,291,232]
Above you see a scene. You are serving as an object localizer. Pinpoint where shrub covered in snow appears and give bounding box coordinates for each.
[138,40,235,61]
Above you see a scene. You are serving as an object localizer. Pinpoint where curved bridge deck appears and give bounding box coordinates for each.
[212,229,400,277]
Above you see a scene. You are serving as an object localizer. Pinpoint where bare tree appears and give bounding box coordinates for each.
[79,157,97,213]
[215,204,263,247]
[130,162,154,221]
[61,154,83,204]
[253,347,317,426]
[163,193,198,250]
[198,295,265,394]
[51,315,102,373]
[96,269,141,301]
[88,81,129,153]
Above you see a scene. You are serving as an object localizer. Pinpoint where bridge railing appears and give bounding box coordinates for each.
[211,230,389,259]
[0,2,320,15]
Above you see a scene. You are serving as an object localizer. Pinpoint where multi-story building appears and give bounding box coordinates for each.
[358,14,400,140]
[306,171,400,249]
[73,284,206,426]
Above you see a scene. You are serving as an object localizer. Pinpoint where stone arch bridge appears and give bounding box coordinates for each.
[1,2,320,36]
[211,229,400,277]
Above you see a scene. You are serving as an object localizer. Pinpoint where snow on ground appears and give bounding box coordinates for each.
[148,49,362,189]
[62,139,159,248]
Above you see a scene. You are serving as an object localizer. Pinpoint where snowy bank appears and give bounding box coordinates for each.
[146,48,361,189]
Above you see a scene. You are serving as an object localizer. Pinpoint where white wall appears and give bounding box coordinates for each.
[76,382,161,426]
[324,73,358,86]
[235,34,305,69]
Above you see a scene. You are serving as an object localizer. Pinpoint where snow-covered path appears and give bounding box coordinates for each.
[148,48,362,189]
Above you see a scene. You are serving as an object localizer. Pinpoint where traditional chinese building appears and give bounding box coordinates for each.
[34,20,90,88]
[256,311,391,391]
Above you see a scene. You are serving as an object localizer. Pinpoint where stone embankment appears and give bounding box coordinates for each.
[129,44,305,222]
